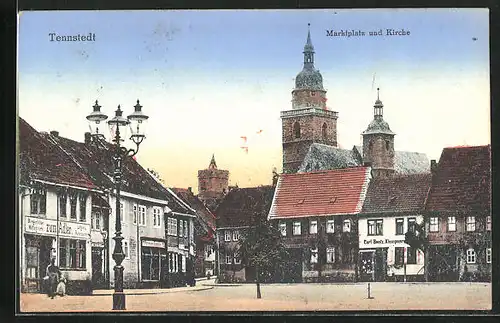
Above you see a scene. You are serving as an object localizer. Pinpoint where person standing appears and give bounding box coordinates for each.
[46,258,61,299]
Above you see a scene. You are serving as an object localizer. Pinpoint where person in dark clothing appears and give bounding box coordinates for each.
[46,258,61,299]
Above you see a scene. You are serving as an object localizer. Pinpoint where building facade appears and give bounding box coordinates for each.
[425,145,491,282]
[358,174,431,282]
[197,155,229,211]
[268,167,371,282]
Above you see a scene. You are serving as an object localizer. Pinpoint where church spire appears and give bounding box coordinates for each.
[374,87,384,118]
[208,154,217,169]
[303,23,315,68]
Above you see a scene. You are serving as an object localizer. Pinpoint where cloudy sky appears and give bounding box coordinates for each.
[18,9,490,192]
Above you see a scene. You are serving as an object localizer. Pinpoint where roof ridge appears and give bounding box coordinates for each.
[283,166,368,176]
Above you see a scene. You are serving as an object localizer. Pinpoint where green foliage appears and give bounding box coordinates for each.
[404,220,427,251]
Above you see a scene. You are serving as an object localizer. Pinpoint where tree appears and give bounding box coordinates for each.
[404,219,428,281]
[238,202,289,299]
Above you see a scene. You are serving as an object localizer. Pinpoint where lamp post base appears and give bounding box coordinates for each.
[113,292,126,310]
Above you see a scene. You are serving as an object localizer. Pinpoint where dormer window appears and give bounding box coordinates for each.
[293,122,301,139]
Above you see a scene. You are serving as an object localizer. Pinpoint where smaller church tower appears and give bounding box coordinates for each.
[197,154,229,207]
[362,88,396,178]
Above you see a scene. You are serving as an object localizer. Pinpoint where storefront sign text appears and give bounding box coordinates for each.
[142,240,165,248]
[25,216,90,239]
[363,238,406,245]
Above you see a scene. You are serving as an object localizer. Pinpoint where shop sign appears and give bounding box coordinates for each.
[25,216,90,239]
[362,238,406,245]
[142,240,165,248]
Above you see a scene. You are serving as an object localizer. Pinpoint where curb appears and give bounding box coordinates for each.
[92,286,213,296]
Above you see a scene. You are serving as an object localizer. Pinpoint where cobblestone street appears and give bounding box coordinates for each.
[19,282,491,312]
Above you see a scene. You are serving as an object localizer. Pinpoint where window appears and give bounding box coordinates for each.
[179,219,183,236]
[79,194,87,222]
[138,205,146,226]
[91,211,101,230]
[58,192,67,218]
[407,217,416,233]
[224,230,231,241]
[310,248,318,264]
[120,202,124,222]
[486,248,491,264]
[368,219,383,236]
[225,255,232,264]
[69,192,78,220]
[326,219,335,233]
[167,218,177,236]
[184,220,188,237]
[486,216,491,231]
[466,248,476,264]
[123,240,130,259]
[407,247,417,264]
[309,220,318,234]
[447,216,456,232]
[293,221,301,235]
[395,218,404,235]
[59,239,86,269]
[326,247,335,263]
[385,140,391,151]
[394,247,404,266]
[279,222,287,236]
[293,122,301,139]
[132,204,137,225]
[233,253,241,264]
[369,140,373,150]
[30,188,46,215]
[141,247,165,280]
[322,123,327,140]
[232,230,240,241]
[190,221,194,242]
[429,217,439,232]
[311,91,316,96]
[343,219,351,233]
[152,207,161,228]
[466,216,476,232]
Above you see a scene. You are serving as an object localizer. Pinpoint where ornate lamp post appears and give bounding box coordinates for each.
[86,100,149,310]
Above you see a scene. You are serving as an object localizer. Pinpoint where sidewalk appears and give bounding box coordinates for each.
[92,279,215,296]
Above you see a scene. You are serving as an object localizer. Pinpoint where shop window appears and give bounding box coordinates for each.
[486,216,491,231]
[224,230,231,241]
[142,247,164,280]
[26,244,39,279]
[486,248,491,264]
[395,218,404,235]
[309,220,318,234]
[407,247,417,264]
[293,221,301,235]
[167,217,177,236]
[153,207,161,228]
[343,219,351,233]
[395,247,404,266]
[279,222,287,236]
[326,219,335,233]
[326,247,335,263]
[30,188,47,215]
[59,238,86,269]
[69,192,78,220]
[466,248,476,264]
[232,230,240,241]
[79,194,87,222]
[447,216,456,232]
[58,192,67,218]
[293,122,301,139]
[407,217,416,233]
[310,248,318,264]
[466,216,476,232]
[429,217,439,232]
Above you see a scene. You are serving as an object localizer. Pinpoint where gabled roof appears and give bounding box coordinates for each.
[269,167,371,220]
[361,173,432,215]
[215,186,275,228]
[298,144,429,175]
[425,145,491,213]
[19,118,97,190]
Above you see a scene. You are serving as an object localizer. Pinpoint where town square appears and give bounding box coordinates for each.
[17,9,491,313]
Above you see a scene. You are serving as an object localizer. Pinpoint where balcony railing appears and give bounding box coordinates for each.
[281,107,339,119]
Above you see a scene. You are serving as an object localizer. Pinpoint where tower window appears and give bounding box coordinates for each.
[322,123,327,140]
[386,140,390,151]
[293,122,301,139]
[311,91,316,96]
[369,140,373,150]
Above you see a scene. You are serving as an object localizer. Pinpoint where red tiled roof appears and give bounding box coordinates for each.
[269,167,371,219]
[19,118,97,190]
[361,173,431,214]
[425,145,491,213]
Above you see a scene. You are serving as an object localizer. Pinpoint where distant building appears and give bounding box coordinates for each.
[197,154,229,211]
[358,173,432,282]
[268,167,371,283]
[425,145,491,282]
[215,186,275,283]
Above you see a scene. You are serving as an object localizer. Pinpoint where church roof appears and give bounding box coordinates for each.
[298,143,430,175]
[294,24,324,91]
[362,117,395,135]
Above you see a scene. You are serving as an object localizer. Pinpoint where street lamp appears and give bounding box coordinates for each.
[86,100,149,310]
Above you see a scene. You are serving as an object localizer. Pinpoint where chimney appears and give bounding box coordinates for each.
[50,130,59,137]
[84,132,91,145]
[188,187,192,193]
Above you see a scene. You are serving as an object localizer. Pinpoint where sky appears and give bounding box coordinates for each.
[18,9,490,192]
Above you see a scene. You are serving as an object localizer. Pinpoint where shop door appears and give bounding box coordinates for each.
[91,248,105,288]
[359,251,375,282]
[374,248,387,282]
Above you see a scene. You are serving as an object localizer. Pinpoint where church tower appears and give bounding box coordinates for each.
[362,88,396,178]
[197,154,229,207]
[281,24,339,173]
